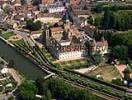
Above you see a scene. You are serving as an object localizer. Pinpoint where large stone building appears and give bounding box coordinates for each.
[44,10,109,60]
[92,37,108,55]
[44,11,88,60]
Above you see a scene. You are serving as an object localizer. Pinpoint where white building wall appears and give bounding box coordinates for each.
[58,51,86,60]
[49,7,65,13]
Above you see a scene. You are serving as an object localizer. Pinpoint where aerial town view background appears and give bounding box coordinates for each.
[0,0,132,100]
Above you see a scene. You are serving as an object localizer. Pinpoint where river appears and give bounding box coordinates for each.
[0,39,46,80]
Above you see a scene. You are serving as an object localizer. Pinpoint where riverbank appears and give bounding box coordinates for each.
[0,36,47,80]
[0,36,50,73]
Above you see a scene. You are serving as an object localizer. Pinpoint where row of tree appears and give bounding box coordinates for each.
[19,78,102,100]
[42,78,101,100]
[93,4,132,13]
[94,9,132,31]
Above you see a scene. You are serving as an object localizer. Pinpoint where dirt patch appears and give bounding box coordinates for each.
[87,64,121,82]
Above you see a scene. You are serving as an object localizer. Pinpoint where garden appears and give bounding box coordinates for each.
[0,77,17,94]
[0,31,15,40]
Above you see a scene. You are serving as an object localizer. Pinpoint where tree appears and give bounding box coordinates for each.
[19,80,38,100]
[112,45,128,60]
[87,16,94,25]
[35,78,45,94]
[21,0,26,5]
[32,0,41,5]
[26,20,42,31]
[92,52,102,65]
[85,41,92,56]
[45,90,52,100]
[42,95,47,100]
[35,21,42,30]
[102,8,114,29]
[112,79,123,86]
[45,78,97,100]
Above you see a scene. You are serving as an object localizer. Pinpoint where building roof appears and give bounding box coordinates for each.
[50,27,64,34]
[41,0,54,5]
[96,37,108,47]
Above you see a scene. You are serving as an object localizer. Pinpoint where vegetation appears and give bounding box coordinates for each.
[61,69,132,99]
[0,31,14,39]
[94,8,132,31]
[94,30,132,62]
[0,78,17,93]
[55,59,91,69]
[21,0,26,5]
[112,45,128,60]
[19,80,38,100]
[36,78,101,100]
[112,79,124,86]
[41,48,55,62]
[32,0,41,5]
[26,20,42,31]
[93,5,132,13]
[87,64,121,82]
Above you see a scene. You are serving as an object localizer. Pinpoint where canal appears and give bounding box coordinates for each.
[0,39,46,80]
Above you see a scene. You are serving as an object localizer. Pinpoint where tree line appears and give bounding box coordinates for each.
[94,9,132,31]
[93,4,132,13]
[18,78,102,100]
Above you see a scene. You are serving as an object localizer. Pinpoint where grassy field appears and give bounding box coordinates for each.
[0,31,14,39]
[87,64,121,82]
[54,59,91,69]
[42,48,56,62]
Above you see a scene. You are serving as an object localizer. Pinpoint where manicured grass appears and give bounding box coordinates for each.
[0,31,14,39]
[87,64,121,82]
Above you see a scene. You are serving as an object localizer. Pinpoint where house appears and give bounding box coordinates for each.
[92,37,108,55]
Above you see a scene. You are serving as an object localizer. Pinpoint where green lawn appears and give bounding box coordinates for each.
[0,31,14,39]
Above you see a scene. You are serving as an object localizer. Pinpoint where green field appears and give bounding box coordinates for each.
[54,59,91,69]
[42,48,56,62]
[0,31,14,39]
